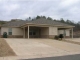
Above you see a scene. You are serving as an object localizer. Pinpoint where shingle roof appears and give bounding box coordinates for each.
[2,20,29,27]
[2,18,74,27]
[29,18,72,26]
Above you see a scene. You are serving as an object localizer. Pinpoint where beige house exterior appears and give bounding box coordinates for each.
[0,18,74,38]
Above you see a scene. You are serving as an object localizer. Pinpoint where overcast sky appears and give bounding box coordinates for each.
[0,0,80,22]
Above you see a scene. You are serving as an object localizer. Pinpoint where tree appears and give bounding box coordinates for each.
[47,17,53,20]
[53,19,57,21]
[36,15,41,19]
[66,19,70,23]
[41,16,46,19]
[29,17,31,20]
[77,21,80,25]
[60,18,65,23]
[26,17,32,20]
[0,21,6,24]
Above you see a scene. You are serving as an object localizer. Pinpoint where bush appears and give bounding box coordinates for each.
[59,34,64,40]
[54,35,59,40]
[3,32,7,38]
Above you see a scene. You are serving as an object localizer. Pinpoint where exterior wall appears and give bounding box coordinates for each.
[58,29,70,37]
[8,35,23,38]
[49,27,58,38]
[40,27,49,35]
[40,27,49,38]
[66,29,70,36]
[49,27,58,35]
[1,27,8,35]
[58,30,64,35]
[1,27,23,38]
[12,28,23,35]
[1,27,71,38]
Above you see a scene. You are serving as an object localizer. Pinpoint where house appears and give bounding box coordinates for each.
[0,18,74,38]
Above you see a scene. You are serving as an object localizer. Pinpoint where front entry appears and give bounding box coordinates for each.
[25,26,49,38]
[29,27,40,38]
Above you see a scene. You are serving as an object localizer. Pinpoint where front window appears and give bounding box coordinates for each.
[29,30,36,35]
[8,28,12,35]
[33,32,36,35]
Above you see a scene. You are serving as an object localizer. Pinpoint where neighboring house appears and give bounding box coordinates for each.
[0,18,74,38]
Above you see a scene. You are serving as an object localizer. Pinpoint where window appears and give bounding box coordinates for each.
[33,32,36,35]
[29,30,36,35]
[8,28,12,35]
[64,30,66,36]
[29,31,32,35]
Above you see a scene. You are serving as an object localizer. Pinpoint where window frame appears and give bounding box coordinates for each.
[8,28,12,35]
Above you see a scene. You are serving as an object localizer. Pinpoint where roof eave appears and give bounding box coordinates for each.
[20,23,75,28]
[1,26,20,28]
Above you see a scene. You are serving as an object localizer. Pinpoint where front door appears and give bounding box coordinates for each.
[29,30,36,38]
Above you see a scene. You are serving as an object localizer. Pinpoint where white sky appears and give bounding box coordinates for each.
[0,0,80,22]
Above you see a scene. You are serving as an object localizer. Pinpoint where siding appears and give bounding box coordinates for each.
[66,29,70,36]
[1,27,8,35]
[58,29,70,36]
[40,27,49,35]
[12,28,23,35]
[1,27,23,35]
[49,27,58,35]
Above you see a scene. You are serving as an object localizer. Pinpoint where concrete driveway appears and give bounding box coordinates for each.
[3,38,80,60]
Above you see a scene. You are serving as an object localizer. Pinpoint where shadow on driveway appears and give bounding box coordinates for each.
[19,54,80,60]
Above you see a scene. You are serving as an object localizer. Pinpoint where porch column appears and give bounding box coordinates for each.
[23,27,25,38]
[28,25,29,39]
[64,29,66,38]
[72,28,73,38]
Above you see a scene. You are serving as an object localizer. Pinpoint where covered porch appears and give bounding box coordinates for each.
[22,24,73,39]
[23,26,49,39]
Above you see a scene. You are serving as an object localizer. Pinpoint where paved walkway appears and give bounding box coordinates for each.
[0,38,80,60]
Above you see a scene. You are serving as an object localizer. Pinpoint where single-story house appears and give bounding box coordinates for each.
[0,18,74,38]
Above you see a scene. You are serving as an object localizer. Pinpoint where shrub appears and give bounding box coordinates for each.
[59,34,64,40]
[3,32,7,38]
[54,35,59,40]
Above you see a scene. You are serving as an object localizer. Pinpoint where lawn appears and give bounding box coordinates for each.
[0,38,16,57]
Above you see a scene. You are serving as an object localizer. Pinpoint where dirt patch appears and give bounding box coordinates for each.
[0,38,16,57]
[62,40,80,45]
